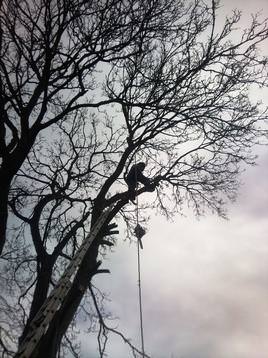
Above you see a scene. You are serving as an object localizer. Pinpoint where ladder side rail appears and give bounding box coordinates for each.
[17,278,72,357]
[64,208,111,279]
[19,280,72,358]
[17,205,113,358]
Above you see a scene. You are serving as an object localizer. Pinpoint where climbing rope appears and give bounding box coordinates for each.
[134,160,145,358]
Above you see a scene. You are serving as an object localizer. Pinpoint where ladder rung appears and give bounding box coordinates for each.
[16,204,114,358]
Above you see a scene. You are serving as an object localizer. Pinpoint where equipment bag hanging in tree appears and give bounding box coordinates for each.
[134,224,146,249]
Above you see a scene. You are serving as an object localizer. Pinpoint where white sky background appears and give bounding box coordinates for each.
[80,1,268,357]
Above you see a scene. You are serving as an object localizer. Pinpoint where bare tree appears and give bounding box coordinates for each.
[0,0,268,357]
[0,0,173,254]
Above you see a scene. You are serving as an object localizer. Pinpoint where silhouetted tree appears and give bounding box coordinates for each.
[0,0,268,357]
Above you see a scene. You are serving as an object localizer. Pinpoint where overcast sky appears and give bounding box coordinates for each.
[79,1,268,357]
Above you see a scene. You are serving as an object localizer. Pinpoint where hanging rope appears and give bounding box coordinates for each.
[134,159,145,358]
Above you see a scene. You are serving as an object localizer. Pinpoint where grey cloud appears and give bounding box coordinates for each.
[79,135,268,358]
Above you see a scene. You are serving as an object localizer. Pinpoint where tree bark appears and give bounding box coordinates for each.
[30,199,110,358]
[19,261,53,345]
[0,169,11,255]
[34,239,100,358]
[0,129,37,254]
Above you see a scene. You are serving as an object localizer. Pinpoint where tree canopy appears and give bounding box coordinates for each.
[0,0,267,357]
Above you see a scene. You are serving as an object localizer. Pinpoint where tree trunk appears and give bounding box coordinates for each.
[0,128,37,254]
[0,170,10,255]
[19,262,53,345]
[34,239,100,358]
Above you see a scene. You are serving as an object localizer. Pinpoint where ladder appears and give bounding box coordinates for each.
[16,205,114,358]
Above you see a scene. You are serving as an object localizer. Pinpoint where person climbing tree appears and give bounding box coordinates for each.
[125,162,155,203]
